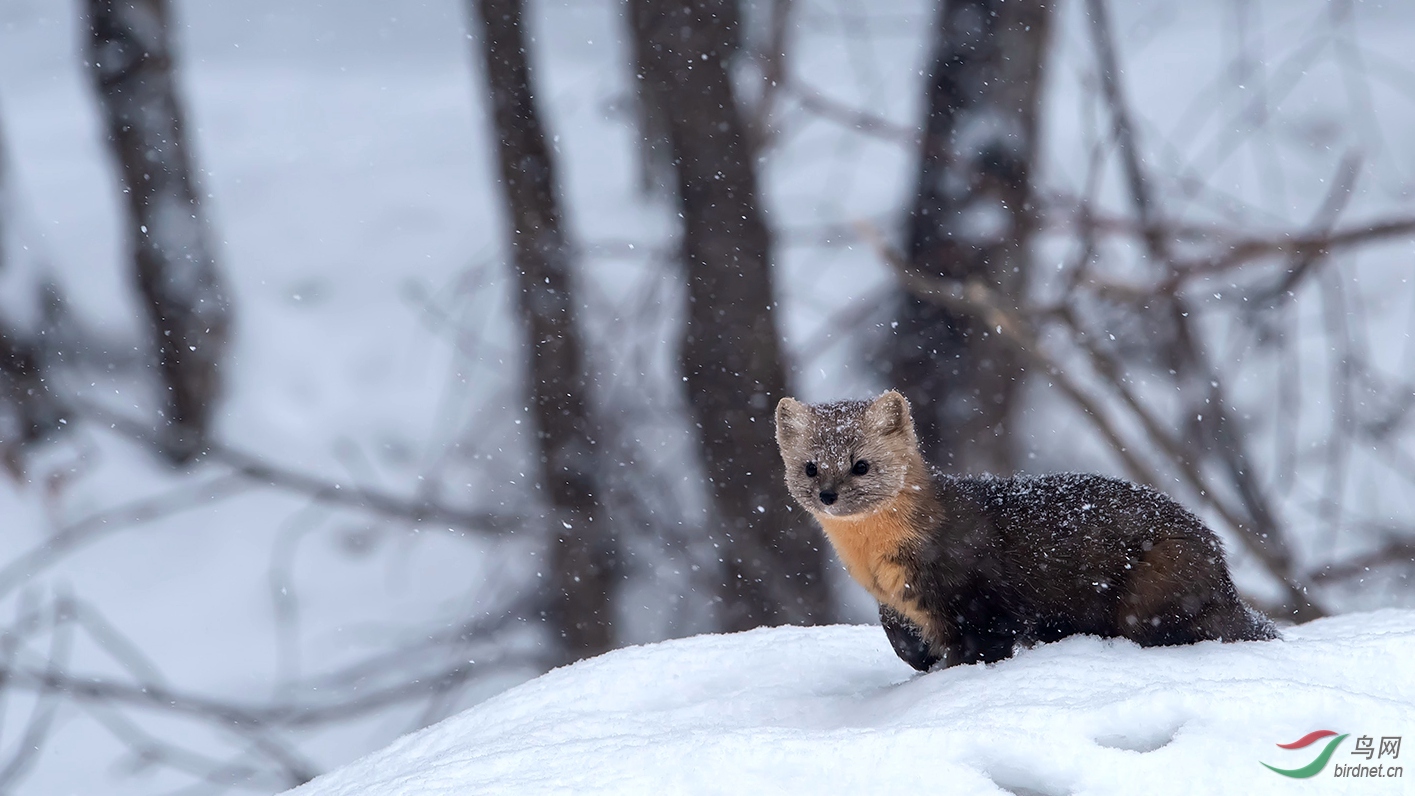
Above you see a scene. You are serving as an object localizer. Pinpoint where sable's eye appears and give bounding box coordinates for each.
[852,460,870,476]
[804,462,817,478]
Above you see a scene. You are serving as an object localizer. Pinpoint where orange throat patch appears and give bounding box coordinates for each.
[810,483,935,635]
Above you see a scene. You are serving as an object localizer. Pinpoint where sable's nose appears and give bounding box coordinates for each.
[819,490,837,505]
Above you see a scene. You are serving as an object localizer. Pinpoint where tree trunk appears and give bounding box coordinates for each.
[628,0,834,631]
[887,0,1054,475]
[471,0,617,659]
[84,0,231,463]
[0,108,66,475]
[0,314,60,476]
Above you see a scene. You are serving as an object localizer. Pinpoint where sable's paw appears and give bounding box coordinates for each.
[878,604,940,672]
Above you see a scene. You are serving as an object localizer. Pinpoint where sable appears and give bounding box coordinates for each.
[775,390,1277,671]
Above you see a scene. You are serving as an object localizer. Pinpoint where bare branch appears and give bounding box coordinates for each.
[857,222,1326,619]
[0,597,72,791]
[1309,538,1415,583]
[75,400,520,533]
[783,79,922,145]
[1085,0,1162,252]
[0,474,251,603]
[856,222,1167,489]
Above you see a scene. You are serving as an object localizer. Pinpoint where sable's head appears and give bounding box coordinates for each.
[774,390,920,518]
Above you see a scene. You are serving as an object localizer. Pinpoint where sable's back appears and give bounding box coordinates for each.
[931,472,1222,574]
[902,470,1274,653]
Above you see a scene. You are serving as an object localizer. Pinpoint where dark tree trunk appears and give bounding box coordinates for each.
[471,0,617,659]
[629,0,834,631]
[84,0,231,463]
[0,110,66,474]
[888,0,1054,475]
[629,47,674,196]
[0,321,61,476]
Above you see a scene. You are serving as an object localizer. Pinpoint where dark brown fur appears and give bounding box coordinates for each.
[776,391,1277,671]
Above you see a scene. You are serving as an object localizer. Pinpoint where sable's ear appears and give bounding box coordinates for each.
[867,390,913,437]
[775,397,809,447]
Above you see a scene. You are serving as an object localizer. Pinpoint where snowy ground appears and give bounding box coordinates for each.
[2,0,1414,792]
[289,611,1415,796]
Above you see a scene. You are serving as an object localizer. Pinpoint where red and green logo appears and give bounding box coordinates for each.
[1263,730,1349,778]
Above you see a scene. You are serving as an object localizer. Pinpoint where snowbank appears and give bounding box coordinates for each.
[288,611,1414,795]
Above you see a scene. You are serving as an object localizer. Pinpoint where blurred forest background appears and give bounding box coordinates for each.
[1,0,1413,792]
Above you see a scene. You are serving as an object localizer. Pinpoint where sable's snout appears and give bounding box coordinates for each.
[819,490,838,505]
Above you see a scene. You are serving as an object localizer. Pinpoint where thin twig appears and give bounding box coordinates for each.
[0,596,73,791]
[856,222,1167,489]
[1309,538,1415,583]
[1086,0,1163,255]
[858,221,1326,619]
[76,399,521,534]
[0,474,252,603]
[784,79,922,145]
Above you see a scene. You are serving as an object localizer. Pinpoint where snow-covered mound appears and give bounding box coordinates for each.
[290,611,1414,795]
